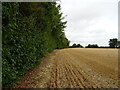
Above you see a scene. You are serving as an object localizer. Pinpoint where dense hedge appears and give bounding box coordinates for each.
[2,2,69,88]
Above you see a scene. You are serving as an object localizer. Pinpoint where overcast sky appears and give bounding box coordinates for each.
[60,0,119,46]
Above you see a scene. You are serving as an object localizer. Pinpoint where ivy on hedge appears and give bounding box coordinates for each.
[2,2,69,88]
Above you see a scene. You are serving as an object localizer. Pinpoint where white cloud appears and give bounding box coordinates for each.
[60,0,119,46]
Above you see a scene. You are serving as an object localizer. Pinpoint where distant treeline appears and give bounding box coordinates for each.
[85,44,98,48]
[69,44,83,48]
[70,41,120,48]
[69,43,99,48]
[2,2,69,88]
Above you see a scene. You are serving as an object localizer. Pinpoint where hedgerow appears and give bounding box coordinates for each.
[2,2,69,88]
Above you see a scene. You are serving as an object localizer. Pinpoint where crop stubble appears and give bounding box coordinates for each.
[14,48,118,88]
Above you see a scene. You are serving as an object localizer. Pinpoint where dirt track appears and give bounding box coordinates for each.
[14,48,118,88]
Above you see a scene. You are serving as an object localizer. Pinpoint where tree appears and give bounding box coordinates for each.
[72,43,77,47]
[117,41,120,48]
[109,38,117,48]
[70,43,83,48]
[85,44,98,48]
[76,44,83,48]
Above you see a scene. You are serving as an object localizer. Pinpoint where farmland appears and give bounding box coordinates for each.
[14,48,118,88]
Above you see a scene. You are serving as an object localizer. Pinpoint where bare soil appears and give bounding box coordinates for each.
[14,48,118,88]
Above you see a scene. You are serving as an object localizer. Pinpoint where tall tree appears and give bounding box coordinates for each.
[109,38,117,48]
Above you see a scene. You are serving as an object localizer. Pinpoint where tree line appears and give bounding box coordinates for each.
[2,2,69,88]
[70,38,120,48]
[69,44,83,48]
[69,43,98,48]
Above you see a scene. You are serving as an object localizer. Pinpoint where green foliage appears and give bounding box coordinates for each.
[117,41,120,48]
[85,44,99,48]
[2,2,69,88]
[70,43,83,48]
[109,38,118,48]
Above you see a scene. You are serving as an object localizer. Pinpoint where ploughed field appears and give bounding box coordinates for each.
[14,48,118,88]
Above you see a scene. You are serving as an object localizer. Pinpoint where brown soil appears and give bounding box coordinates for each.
[14,48,118,88]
